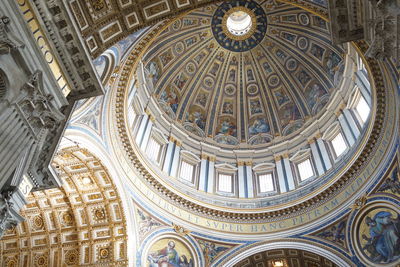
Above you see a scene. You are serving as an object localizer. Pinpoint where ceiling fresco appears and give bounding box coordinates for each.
[142,1,346,147]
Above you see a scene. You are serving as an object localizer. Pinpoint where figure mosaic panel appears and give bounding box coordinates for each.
[197,239,232,267]
[356,207,400,264]
[147,238,194,267]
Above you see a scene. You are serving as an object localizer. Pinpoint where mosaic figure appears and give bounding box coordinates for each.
[187,109,206,130]
[310,44,325,60]
[247,69,255,81]
[274,89,290,106]
[228,69,236,82]
[279,104,302,127]
[305,83,327,109]
[249,99,262,114]
[137,209,161,239]
[276,49,287,61]
[160,88,179,113]
[217,118,237,137]
[174,73,188,90]
[263,62,272,73]
[148,61,161,84]
[195,92,208,107]
[185,36,197,47]
[316,220,346,245]
[160,51,173,66]
[222,101,234,115]
[147,240,194,267]
[281,15,296,22]
[379,167,400,195]
[194,52,206,64]
[249,117,270,136]
[296,70,311,87]
[210,63,220,76]
[313,16,327,28]
[361,211,400,263]
[282,32,296,42]
[325,51,342,79]
[197,240,229,266]
[183,18,196,27]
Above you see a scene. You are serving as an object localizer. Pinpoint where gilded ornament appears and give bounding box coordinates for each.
[352,194,368,210]
[172,223,191,236]
[94,208,106,220]
[99,247,110,259]
[32,215,44,230]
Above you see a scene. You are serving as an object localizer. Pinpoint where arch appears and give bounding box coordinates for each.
[218,240,353,267]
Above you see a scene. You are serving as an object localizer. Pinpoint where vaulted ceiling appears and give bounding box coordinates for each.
[0,147,128,267]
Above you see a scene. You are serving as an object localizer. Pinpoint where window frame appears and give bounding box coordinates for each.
[296,158,315,182]
[257,172,275,194]
[145,129,168,166]
[330,131,349,159]
[177,150,200,187]
[322,122,349,161]
[214,164,238,197]
[289,149,316,185]
[252,163,278,196]
[354,94,370,125]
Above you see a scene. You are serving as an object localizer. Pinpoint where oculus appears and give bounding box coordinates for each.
[212,0,267,52]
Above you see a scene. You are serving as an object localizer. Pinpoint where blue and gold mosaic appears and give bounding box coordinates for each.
[211,0,267,52]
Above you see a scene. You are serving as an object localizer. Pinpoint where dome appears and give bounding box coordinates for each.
[140,1,346,148]
[123,0,373,211]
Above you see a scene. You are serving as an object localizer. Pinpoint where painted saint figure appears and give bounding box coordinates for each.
[148,240,194,267]
[363,211,400,263]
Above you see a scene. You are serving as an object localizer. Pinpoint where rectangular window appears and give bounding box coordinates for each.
[297,159,314,181]
[355,95,370,123]
[258,173,274,193]
[146,137,162,163]
[331,132,347,157]
[218,174,233,193]
[179,161,195,182]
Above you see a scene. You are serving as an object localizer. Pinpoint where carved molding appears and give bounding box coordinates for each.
[0,16,24,55]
